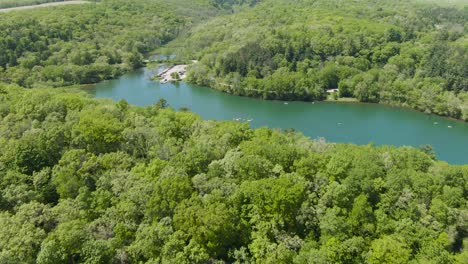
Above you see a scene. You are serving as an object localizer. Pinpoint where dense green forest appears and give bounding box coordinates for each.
[0,83,466,263]
[0,0,466,119]
[0,0,218,87]
[172,0,468,120]
[0,1,467,262]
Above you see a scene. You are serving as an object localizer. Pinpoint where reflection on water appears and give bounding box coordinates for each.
[87,68,468,164]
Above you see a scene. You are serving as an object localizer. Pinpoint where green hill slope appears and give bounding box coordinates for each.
[0,0,219,87]
[170,0,468,120]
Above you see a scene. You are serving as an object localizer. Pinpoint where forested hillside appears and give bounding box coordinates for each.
[0,1,467,263]
[0,0,218,87]
[0,83,466,263]
[1,0,466,119]
[174,0,468,120]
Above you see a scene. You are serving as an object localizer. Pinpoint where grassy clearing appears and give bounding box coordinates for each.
[0,1,91,11]
[0,0,68,9]
[413,0,468,7]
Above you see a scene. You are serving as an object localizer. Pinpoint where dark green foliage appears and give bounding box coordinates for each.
[0,84,466,263]
[177,0,468,119]
[210,0,260,9]
[0,0,218,87]
[2,0,466,120]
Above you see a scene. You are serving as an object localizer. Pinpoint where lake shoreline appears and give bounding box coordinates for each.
[85,67,468,164]
[324,100,468,124]
[184,78,468,124]
[79,64,467,124]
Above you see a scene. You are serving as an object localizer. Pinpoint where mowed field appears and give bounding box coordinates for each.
[0,0,89,9]
[414,0,468,7]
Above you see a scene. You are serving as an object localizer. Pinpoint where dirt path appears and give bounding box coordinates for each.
[0,1,90,12]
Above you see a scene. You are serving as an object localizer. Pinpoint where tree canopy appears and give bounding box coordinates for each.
[0,0,219,87]
[172,0,468,120]
[0,83,466,263]
[0,1,467,262]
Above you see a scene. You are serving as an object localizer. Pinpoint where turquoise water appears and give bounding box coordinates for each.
[87,68,468,164]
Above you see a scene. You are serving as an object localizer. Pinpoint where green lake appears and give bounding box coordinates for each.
[87,67,468,164]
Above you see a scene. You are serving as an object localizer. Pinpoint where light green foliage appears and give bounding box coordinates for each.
[173,195,241,259]
[52,150,97,199]
[0,86,465,262]
[237,174,307,231]
[366,236,411,264]
[0,211,46,263]
[73,108,124,153]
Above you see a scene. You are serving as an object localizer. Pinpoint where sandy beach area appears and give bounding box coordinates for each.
[158,65,187,83]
